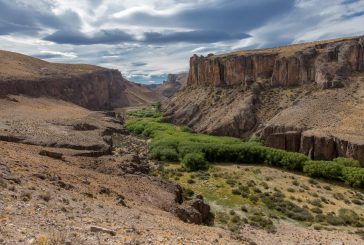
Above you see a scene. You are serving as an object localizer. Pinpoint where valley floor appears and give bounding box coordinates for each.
[156,162,364,244]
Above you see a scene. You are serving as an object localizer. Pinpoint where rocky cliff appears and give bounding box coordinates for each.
[163,36,364,165]
[0,50,163,110]
[188,37,364,88]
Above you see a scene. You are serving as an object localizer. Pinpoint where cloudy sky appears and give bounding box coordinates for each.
[1,0,363,84]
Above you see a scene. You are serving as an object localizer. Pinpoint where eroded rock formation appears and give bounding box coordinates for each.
[188,37,364,88]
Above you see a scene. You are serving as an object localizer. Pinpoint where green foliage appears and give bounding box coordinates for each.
[182,153,208,171]
[151,147,179,162]
[303,160,364,188]
[342,167,364,188]
[126,112,363,188]
[303,161,344,180]
[334,157,360,167]
[128,105,162,118]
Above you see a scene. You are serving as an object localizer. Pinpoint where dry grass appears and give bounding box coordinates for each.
[0,50,105,81]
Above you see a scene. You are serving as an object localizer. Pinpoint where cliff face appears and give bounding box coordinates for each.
[163,37,364,165]
[188,54,277,86]
[188,37,364,88]
[0,69,128,110]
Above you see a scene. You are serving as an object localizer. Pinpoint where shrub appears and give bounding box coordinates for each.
[248,214,276,232]
[182,187,194,200]
[342,167,364,188]
[326,214,345,226]
[338,208,360,225]
[232,188,241,195]
[181,126,193,133]
[151,147,179,162]
[303,161,343,180]
[333,157,360,167]
[182,153,208,171]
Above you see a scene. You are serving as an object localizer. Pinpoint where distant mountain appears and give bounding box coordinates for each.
[155,73,188,97]
[144,83,162,90]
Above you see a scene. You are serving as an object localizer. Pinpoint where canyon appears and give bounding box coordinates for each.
[1,36,364,244]
[163,36,364,165]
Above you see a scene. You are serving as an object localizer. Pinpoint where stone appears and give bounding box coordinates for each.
[39,150,64,160]
[90,226,116,236]
[175,197,214,225]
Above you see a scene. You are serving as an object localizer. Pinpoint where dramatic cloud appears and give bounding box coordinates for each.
[44,29,135,45]
[0,0,363,84]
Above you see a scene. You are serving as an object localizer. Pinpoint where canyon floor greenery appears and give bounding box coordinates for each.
[124,105,364,238]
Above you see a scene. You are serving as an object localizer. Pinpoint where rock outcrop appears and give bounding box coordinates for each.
[261,126,364,166]
[175,196,214,225]
[188,37,364,89]
[163,36,364,164]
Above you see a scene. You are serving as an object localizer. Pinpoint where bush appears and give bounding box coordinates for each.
[334,157,360,167]
[303,161,344,180]
[151,147,179,162]
[338,208,360,225]
[182,153,208,171]
[342,167,364,188]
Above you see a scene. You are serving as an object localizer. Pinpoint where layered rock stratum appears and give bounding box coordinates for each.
[163,36,364,165]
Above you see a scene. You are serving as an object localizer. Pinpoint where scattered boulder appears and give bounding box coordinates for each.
[72,122,99,131]
[116,194,127,206]
[90,226,116,236]
[39,150,64,160]
[175,197,214,225]
[118,154,150,174]
[0,162,21,184]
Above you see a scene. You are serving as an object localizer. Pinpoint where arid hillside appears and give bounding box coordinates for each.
[162,36,364,164]
[0,95,242,244]
[0,50,163,109]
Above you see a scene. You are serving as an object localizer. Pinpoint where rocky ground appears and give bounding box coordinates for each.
[0,96,242,244]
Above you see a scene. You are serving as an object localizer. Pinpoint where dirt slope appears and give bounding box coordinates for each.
[124,82,166,106]
[163,36,364,164]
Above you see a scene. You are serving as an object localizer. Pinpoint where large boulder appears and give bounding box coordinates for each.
[175,197,214,225]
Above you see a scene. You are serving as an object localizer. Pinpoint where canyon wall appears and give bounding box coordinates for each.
[164,37,364,164]
[188,37,364,88]
[0,69,129,110]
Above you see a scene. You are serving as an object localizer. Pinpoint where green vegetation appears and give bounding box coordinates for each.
[126,117,309,170]
[127,104,162,118]
[303,161,364,188]
[126,108,363,188]
[182,152,208,171]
